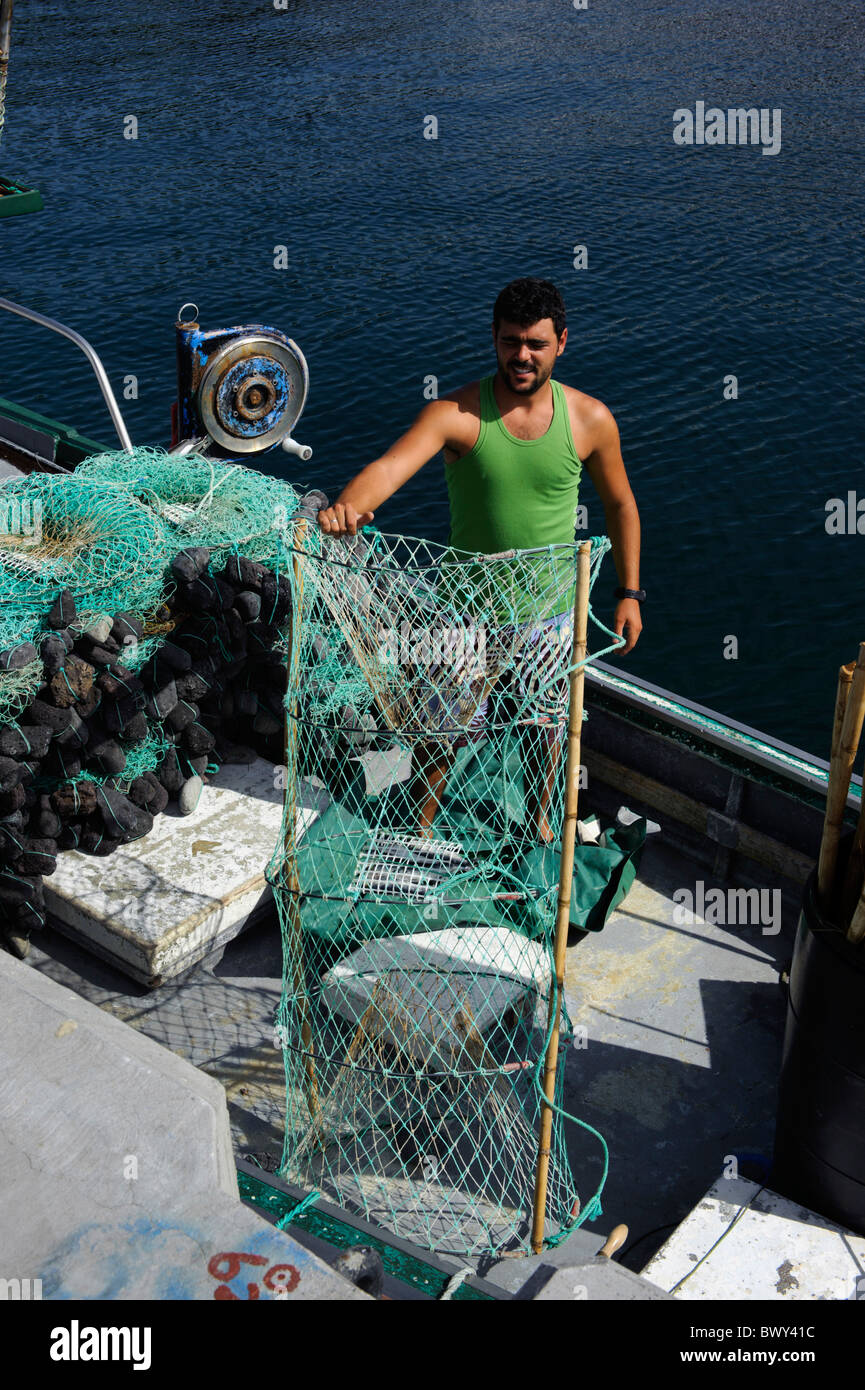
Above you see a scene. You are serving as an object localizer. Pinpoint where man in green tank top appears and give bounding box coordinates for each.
[318,278,642,840]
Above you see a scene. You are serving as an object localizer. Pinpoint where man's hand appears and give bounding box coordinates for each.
[613,598,642,654]
[317,503,375,537]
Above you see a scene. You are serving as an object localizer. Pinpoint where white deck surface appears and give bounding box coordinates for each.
[643,1174,865,1300]
[46,760,328,985]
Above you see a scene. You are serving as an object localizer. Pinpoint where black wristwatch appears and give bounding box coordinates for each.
[614,586,646,602]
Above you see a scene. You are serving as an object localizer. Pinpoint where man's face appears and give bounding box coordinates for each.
[493,317,567,395]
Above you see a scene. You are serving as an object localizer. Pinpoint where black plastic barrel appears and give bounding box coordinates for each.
[773,863,865,1234]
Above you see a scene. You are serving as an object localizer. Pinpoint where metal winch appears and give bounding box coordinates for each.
[172,303,312,461]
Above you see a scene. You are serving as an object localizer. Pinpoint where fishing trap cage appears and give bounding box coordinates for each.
[268,515,621,1259]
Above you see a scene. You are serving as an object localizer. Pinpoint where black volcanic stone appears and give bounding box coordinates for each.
[175,671,210,702]
[0,726,51,761]
[145,681,178,719]
[14,838,58,876]
[42,749,83,781]
[39,634,68,677]
[0,785,26,816]
[53,708,88,750]
[0,872,43,909]
[238,557,266,592]
[89,835,123,857]
[128,771,169,816]
[234,590,261,623]
[27,698,74,734]
[111,612,144,646]
[0,642,38,672]
[165,700,198,733]
[96,786,153,842]
[35,797,62,839]
[154,641,192,674]
[121,711,149,743]
[260,573,290,624]
[75,684,103,721]
[182,576,219,612]
[155,750,185,795]
[87,736,126,777]
[47,589,76,629]
[0,821,24,856]
[97,665,141,699]
[0,753,27,787]
[182,722,216,756]
[102,696,142,735]
[170,547,211,584]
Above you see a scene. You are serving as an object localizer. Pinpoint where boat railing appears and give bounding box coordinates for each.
[0,295,132,452]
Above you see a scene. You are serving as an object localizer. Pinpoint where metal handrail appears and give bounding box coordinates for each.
[0,294,133,451]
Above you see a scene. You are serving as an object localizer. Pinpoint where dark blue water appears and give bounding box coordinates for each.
[1,0,863,759]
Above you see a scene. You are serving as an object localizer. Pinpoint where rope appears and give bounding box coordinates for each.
[439,1266,475,1300]
[275,1188,320,1230]
[666,1183,767,1294]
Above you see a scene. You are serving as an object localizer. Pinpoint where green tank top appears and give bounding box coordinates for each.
[442,374,583,622]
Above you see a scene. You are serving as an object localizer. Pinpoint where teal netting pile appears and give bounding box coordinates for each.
[0,471,170,724]
[269,523,621,1259]
[0,451,298,729]
[0,450,300,944]
[77,448,295,568]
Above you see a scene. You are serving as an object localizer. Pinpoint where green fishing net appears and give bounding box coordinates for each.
[77,447,297,568]
[0,449,299,778]
[268,522,622,1259]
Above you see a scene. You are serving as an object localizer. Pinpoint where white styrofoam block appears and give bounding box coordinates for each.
[46,762,328,986]
[642,1175,865,1301]
[321,924,551,1060]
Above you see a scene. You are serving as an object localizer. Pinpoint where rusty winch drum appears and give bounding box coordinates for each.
[173,304,312,461]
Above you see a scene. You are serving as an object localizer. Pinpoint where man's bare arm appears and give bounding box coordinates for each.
[582,404,643,654]
[318,401,455,536]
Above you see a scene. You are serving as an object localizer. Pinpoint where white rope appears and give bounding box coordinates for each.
[439,1265,475,1300]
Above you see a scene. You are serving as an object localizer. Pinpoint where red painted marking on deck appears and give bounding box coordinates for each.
[209,1251,301,1300]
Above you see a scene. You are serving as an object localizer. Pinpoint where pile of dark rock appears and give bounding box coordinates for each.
[0,547,290,959]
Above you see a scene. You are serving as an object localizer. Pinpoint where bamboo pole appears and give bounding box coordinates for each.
[848,884,865,945]
[282,518,322,1126]
[530,540,592,1255]
[817,650,865,909]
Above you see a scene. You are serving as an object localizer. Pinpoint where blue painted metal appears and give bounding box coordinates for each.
[215,353,291,441]
[174,315,308,455]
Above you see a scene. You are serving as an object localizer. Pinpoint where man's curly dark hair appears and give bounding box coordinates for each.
[493,278,567,339]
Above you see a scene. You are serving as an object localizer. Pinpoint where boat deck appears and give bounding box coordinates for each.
[25,829,796,1274]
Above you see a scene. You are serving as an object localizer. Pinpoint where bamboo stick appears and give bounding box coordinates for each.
[817,652,864,909]
[848,884,865,945]
[530,540,592,1255]
[282,518,322,1126]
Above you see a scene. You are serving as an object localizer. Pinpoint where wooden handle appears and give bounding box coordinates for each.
[599,1224,629,1259]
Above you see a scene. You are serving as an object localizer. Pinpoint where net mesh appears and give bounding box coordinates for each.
[0,449,298,766]
[268,521,620,1259]
[77,448,296,568]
